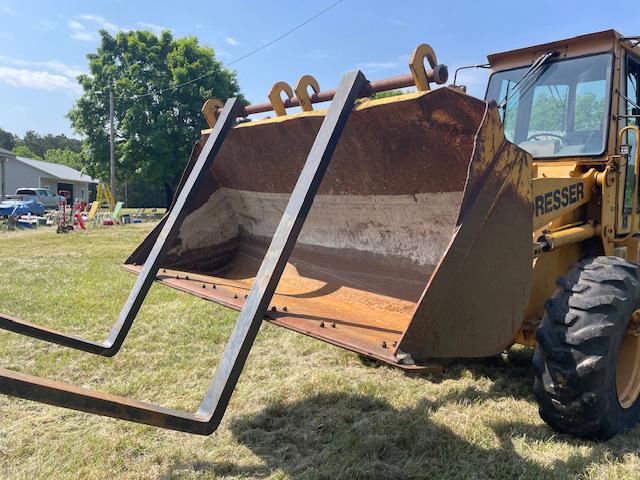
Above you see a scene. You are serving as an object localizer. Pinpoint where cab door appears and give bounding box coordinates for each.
[617,52,640,235]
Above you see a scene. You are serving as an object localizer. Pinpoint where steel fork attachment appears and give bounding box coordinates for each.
[0,70,369,434]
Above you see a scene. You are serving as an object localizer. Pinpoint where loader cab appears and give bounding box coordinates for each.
[485,53,613,159]
[485,30,640,239]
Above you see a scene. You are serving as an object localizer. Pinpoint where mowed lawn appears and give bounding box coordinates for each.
[1,224,640,480]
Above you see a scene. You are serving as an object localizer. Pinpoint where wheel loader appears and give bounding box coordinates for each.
[2,29,640,441]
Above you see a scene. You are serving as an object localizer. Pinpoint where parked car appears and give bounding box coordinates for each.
[14,188,64,210]
[0,196,45,217]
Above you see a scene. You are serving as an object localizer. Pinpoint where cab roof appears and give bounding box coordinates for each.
[487,29,631,72]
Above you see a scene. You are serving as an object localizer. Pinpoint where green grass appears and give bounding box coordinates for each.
[1,225,640,479]
[119,207,167,216]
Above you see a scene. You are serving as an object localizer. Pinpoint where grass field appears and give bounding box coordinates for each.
[1,224,640,479]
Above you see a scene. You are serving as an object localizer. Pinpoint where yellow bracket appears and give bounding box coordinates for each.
[201,99,224,128]
[268,81,295,116]
[295,75,321,112]
[409,43,437,92]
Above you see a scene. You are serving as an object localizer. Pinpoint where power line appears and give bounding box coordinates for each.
[113,0,345,101]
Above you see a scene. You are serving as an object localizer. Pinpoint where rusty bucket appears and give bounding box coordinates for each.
[128,87,533,367]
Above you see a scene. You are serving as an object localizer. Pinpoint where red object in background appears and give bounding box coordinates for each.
[74,198,87,212]
[74,213,85,230]
[57,190,73,234]
[72,198,87,229]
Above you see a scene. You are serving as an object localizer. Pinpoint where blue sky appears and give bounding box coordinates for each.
[0,0,638,138]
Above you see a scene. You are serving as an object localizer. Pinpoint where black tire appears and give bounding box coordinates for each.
[533,256,640,440]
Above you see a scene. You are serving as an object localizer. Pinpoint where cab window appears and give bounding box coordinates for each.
[486,54,613,158]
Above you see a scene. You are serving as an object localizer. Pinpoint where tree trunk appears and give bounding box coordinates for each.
[164,183,174,209]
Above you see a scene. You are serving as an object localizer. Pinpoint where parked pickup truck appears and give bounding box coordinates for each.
[14,188,64,210]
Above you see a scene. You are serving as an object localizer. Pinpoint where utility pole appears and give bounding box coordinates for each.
[109,89,116,197]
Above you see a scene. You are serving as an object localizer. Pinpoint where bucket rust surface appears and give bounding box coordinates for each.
[128,87,533,365]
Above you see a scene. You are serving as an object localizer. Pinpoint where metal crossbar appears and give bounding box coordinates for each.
[0,70,368,434]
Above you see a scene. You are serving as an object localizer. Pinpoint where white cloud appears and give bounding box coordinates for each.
[0,66,82,94]
[68,18,94,41]
[70,30,94,41]
[0,5,26,19]
[68,19,84,30]
[68,13,126,41]
[0,56,85,96]
[77,13,121,33]
[2,6,55,31]
[225,36,239,46]
[137,21,170,34]
[195,24,203,29]
[0,56,85,79]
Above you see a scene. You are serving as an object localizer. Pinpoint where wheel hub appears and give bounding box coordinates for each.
[616,310,640,408]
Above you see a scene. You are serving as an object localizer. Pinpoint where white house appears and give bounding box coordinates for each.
[0,148,99,202]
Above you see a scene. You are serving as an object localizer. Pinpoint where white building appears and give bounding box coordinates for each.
[0,148,99,202]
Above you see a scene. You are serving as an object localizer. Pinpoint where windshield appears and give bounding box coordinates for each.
[486,53,613,158]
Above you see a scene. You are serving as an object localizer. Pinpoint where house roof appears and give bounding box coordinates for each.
[14,156,99,184]
[0,147,16,159]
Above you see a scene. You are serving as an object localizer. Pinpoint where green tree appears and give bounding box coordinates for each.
[18,130,82,157]
[69,30,244,206]
[529,92,566,132]
[0,128,18,151]
[575,92,605,131]
[372,89,404,99]
[13,145,42,159]
[44,148,83,170]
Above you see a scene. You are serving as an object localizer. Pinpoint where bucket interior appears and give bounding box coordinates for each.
[129,89,488,357]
